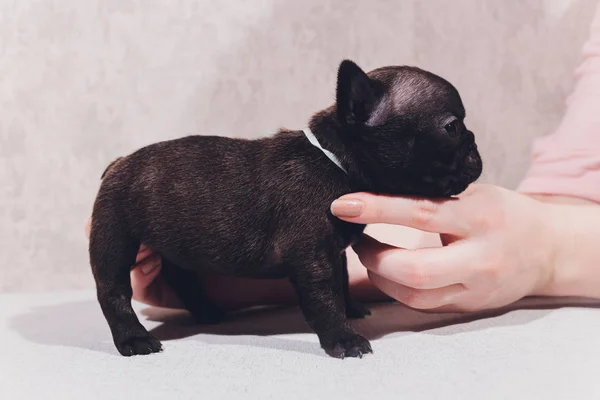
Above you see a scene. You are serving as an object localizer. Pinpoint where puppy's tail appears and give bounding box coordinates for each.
[100,157,124,179]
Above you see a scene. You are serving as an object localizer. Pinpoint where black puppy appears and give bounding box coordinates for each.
[89,60,482,359]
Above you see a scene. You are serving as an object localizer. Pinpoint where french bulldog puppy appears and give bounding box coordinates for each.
[89,60,482,358]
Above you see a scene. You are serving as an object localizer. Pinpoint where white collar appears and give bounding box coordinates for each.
[302,128,347,174]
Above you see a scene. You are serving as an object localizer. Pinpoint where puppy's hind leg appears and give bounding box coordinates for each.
[89,207,162,356]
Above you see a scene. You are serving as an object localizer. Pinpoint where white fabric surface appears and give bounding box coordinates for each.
[2,291,600,399]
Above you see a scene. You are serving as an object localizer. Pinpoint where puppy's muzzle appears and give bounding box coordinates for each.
[461,131,482,176]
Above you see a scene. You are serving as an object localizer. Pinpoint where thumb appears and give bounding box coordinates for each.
[352,234,407,270]
[352,233,396,254]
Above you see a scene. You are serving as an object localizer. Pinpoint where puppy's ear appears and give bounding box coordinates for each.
[336,60,380,126]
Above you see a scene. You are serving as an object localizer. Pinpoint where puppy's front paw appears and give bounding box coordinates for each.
[324,331,372,359]
[345,299,371,319]
[116,333,162,357]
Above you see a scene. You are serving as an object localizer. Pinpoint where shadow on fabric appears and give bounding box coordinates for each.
[10,296,600,357]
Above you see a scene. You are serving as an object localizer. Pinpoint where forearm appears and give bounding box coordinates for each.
[529,193,599,206]
[201,275,296,310]
[518,3,600,204]
[201,249,387,309]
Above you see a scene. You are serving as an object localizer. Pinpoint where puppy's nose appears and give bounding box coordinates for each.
[464,130,475,145]
[466,151,478,165]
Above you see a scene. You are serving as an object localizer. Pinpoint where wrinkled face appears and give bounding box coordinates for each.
[336,61,482,197]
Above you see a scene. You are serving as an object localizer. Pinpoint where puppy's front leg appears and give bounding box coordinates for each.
[290,253,372,358]
[341,252,371,319]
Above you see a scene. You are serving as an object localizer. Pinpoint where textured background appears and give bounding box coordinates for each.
[0,0,597,291]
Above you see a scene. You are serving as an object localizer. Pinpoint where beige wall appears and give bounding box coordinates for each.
[0,0,596,292]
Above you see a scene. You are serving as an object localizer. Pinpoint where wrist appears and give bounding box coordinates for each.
[531,202,572,297]
[534,202,600,298]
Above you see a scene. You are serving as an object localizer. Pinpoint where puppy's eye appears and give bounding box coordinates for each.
[444,119,460,138]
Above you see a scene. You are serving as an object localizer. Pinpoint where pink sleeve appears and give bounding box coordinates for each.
[518,2,600,203]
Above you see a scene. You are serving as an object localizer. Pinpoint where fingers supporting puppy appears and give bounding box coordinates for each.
[131,254,162,292]
[135,246,154,264]
[368,270,466,310]
[331,193,469,236]
[85,217,92,238]
[353,234,469,289]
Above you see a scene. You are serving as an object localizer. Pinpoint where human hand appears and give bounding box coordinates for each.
[85,217,183,308]
[331,184,559,312]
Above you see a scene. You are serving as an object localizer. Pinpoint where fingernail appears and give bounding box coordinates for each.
[141,260,160,275]
[139,244,148,252]
[331,199,364,218]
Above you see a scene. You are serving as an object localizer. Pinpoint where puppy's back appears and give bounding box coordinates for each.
[94,135,281,270]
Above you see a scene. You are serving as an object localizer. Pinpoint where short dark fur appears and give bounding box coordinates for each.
[89,60,482,358]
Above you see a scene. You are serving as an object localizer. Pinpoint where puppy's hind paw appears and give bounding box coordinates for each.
[117,334,162,357]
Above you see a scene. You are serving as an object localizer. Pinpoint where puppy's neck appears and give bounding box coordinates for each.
[307,108,374,192]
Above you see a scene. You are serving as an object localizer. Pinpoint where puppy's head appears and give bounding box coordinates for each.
[335,60,482,197]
